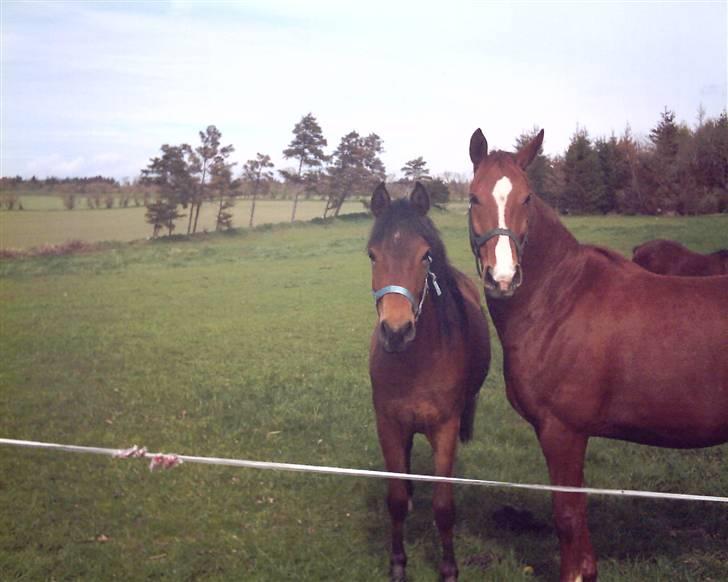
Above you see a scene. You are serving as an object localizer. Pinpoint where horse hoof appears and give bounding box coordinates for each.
[390,564,406,581]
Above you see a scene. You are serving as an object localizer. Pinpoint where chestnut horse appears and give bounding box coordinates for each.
[368,182,490,581]
[633,238,728,276]
[467,128,728,582]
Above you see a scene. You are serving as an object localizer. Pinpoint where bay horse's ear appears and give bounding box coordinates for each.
[371,182,391,217]
[515,129,544,169]
[410,181,430,216]
[469,128,488,172]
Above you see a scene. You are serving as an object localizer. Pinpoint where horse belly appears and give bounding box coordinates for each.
[602,331,728,448]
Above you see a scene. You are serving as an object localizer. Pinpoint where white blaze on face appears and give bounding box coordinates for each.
[491,176,516,283]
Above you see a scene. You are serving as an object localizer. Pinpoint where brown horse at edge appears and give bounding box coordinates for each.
[368,182,491,581]
[633,238,728,276]
[467,128,728,582]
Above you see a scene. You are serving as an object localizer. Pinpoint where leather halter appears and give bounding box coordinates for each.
[372,257,442,320]
[468,199,527,277]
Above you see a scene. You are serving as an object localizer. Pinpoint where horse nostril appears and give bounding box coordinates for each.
[379,320,415,351]
[512,265,523,288]
[400,321,414,340]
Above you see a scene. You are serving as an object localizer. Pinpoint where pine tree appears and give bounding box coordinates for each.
[613,126,648,214]
[243,154,274,227]
[401,157,430,182]
[514,127,550,201]
[141,144,194,237]
[683,110,728,213]
[595,135,630,214]
[325,131,386,218]
[649,108,680,158]
[144,198,184,238]
[209,156,239,231]
[283,113,328,222]
[189,126,234,234]
[561,128,606,214]
[141,127,234,235]
[646,108,683,213]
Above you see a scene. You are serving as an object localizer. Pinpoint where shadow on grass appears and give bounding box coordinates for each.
[359,442,728,580]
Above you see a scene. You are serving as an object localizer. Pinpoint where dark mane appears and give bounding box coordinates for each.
[368,199,468,337]
[713,248,728,259]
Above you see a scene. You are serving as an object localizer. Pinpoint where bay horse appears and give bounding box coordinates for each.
[633,238,728,276]
[466,128,728,582]
[368,182,491,581]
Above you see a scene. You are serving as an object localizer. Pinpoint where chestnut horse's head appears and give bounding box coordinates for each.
[368,182,442,353]
[468,128,544,298]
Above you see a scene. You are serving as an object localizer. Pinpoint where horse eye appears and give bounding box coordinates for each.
[367,250,376,262]
[469,194,479,206]
[524,193,532,205]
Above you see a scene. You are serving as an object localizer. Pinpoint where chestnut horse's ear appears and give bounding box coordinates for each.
[371,182,391,217]
[469,128,488,172]
[410,181,430,216]
[515,129,545,169]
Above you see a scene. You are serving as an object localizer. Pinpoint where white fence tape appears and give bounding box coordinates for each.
[1,437,726,503]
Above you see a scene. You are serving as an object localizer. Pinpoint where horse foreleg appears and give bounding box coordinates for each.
[405,433,414,505]
[428,419,460,581]
[378,424,413,581]
[538,418,597,582]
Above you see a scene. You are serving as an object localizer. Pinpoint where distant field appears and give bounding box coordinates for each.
[0,198,364,249]
[1,194,68,211]
[1,211,726,581]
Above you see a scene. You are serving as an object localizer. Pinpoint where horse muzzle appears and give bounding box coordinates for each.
[378,319,416,353]
[483,264,522,298]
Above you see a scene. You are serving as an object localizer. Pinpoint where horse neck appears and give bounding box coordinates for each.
[525,196,580,273]
[488,196,582,334]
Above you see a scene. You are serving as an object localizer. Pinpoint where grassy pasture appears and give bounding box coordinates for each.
[1,211,727,581]
[0,198,364,249]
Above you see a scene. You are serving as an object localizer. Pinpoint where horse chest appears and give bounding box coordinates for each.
[377,395,454,432]
[372,365,464,431]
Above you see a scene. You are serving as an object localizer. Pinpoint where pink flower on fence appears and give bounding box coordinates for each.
[114,445,182,471]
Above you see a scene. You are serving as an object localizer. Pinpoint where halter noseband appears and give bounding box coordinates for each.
[468,199,527,277]
[372,257,442,320]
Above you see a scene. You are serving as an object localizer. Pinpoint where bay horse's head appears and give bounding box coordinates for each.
[368,182,442,353]
[468,128,544,298]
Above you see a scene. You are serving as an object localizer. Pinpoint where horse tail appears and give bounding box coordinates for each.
[459,395,479,443]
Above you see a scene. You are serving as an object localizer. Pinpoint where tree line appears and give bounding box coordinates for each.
[139,107,728,235]
[0,175,154,211]
[2,108,725,234]
[522,108,727,215]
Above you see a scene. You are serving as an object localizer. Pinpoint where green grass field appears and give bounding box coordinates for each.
[0,198,364,250]
[1,210,727,581]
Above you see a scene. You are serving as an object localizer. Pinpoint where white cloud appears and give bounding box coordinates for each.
[2,1,726,178]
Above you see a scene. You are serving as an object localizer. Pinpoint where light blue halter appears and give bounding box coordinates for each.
[372,257,442,320]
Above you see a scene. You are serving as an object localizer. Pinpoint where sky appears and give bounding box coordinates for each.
[1,0,726,181]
